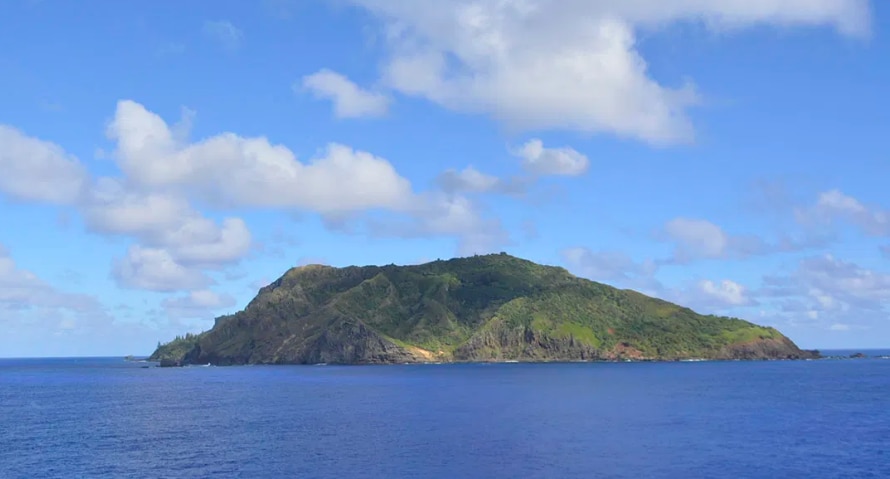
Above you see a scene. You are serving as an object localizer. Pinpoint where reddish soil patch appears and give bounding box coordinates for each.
[608,342,647,360]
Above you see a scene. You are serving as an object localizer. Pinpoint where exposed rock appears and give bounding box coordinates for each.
[158,359,184,368]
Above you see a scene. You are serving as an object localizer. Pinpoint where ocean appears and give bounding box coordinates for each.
[1,352,888,478]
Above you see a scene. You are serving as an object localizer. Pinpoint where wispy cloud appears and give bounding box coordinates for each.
[202,20,243,52]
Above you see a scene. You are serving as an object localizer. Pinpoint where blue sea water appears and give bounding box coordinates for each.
[1,352,888,479]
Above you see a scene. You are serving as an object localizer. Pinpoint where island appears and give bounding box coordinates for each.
[151,253,819,365]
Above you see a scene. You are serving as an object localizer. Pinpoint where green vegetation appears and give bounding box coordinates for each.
[150,333,201,362]
[151,253,817,365]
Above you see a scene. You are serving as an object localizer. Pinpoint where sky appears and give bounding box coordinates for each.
[1,0,888,357]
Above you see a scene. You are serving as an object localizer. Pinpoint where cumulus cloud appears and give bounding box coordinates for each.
[83,180,252,267]
[649,277,759,315]
[103,99,510,258]
[515,139,589,176]
[757,254,890,331]
[162,289,237,318]
[0,125,88,204]
[78,177,252,290]
[435,139,587,197]
[103,100,511,254]
[785,255,890,309]
[301,69,391,118]
[695,279,752,307]
[663,218,732,260]
[5,100,505,280]
[350,0,868,143]
[106,100,413,213]
[203,20,243,51]
[366,193,510,255]
[112,246,213,292]
[0,121,249,294]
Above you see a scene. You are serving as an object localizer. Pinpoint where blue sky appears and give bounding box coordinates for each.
[1,0,888,357]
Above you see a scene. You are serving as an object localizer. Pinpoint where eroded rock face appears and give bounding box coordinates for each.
[180,318,422,365]
[294,320,419,365]
[453,325,599,361]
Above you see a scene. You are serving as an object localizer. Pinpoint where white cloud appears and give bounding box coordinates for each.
[434,140,587,200]
[799,189,889,236]
[101,99,508,256]
[0,125,87,204]
[82,178,252,272]
[796,255,890,306]
[367,193,510,255]
[561,247,665,299]
[435,166,527,195]
[112,246,213,292]
[435,139,589,196]
[641,276,759,314]
[106,100,413,214]
[351,0,868,144]
[162,289,237,318]
[0,122,250,294]
[437,166,501,193]
[664,218,730,259]
[0,244,102,315]
[696,279,751,306]
[661,217,819,263]
[82,179,188,236]
[515,139,589,176]
[165,217,252,266]
[561,246,758,313]
[301,69,390,118]
[818,189,868,214]
[758,254,890,331]
[5,99,503,267]
[202,20,243,51]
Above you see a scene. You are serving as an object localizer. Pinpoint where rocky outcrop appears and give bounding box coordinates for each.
[718,337,820,360]
[453,323,600,361]
[177,317,429,365]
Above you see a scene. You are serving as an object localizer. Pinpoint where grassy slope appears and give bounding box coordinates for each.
[151,253,802,363]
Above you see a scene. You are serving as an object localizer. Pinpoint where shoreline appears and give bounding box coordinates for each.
[151,354,889,368]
